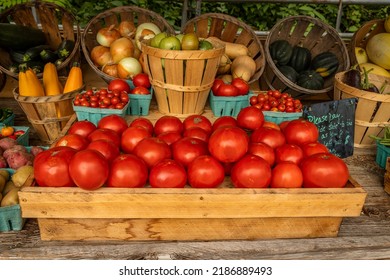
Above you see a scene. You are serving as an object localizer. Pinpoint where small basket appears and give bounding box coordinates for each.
[141,40,225,115]
[334,71,390,148]
[0,1,81,80]
[0,204,25,232]
[127,92,153,116]
[376,141,390,169]
[73,102,129,126]
[262,16,350,97]
[10,126,30,146]
[0,112,15,126]
[182,13,265,84]
[13,78,84,145]
[349,19,386,66]
[81,6,176,84]
[263,111,303,124]
[209,91,250,117]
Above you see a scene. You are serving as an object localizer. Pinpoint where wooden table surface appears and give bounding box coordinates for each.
[1,68,389,260]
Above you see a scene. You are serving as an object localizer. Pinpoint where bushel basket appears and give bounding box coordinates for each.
[81,6,175,83]
[262,16,350,97]
[334,71,390,148]
[182,13,265,84]
[0,1,81,80]
[141,40,225,115]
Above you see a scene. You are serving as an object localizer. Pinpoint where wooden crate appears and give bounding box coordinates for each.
[385,158,390,195]
[18,177,366,241]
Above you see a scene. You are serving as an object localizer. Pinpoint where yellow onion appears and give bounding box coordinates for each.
[117,57,142,79]
[96,24,121,47]
[102,64,118,77]
[90,45,113,66]
[110,37,134,63]
[118,20,136,39]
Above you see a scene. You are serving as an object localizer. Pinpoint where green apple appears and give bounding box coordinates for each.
[176,34,184,43]
[150,32,167,48]
[159,36,181,50]
[199,40,213,50]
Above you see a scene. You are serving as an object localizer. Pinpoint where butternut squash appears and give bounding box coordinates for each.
[217,54,232,75]
[63,62,83,93]
[231,55,256,81]
[206,36,250,60]
[18,68,45,97]
[43,62,62,96]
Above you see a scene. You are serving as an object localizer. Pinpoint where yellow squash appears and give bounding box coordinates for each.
[43,62,62,96]
[18,68,45,97]
[63,62,83,93]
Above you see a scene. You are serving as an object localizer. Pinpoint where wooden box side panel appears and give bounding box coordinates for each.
[37,217,342,241]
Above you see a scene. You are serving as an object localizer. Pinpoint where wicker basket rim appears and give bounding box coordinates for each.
[334,71,390,102]
[81,5,176,83]
[264,15,350,94]
[0,1,81,80]
[182,12,265,84]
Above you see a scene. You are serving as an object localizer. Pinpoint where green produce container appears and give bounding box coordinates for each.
[126,92,153,116]
[376,142,390,169]
[209,91,250,117]
[0,112,15,126]
[73,102,129,125]
[263,111,303,125]
[0,169,26,232]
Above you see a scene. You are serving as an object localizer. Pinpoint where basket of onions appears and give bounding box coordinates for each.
[81,6,175,83]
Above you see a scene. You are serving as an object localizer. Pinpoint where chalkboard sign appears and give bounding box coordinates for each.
[303,98,357,158]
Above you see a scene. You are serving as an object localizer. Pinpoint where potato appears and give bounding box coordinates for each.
[3,145,28,159]
[0,169,10,181]
[6,150,34,170]
[2,181,18,196]
[0,137,17,150]
[0,175,6,194]
[0,155,7,168]
[1,188,19,207]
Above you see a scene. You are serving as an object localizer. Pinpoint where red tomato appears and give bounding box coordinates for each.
[132,73,151,88]
[250,95,258,106]
[172,137,208,168]
[149,159,187,188]
[236,106,265,131]
[300,153,349,188]
[271,162,303,188]
[69,149,109,190]
[231,78,250,95]
[262,121,280,131]
[68,120,97,138]
[187,155,225,188]
[230,154,272,188]
[250,127,286,149]
[284,119,319,146]
[87,139,120,163]
[214,83,239,97]
[154,116,183,136]
[248,142,275,166]
[33,146,77,187]
[183,115,212,135]
[275,143,304,165]
[97,114,128,136]
[107,154,148,188]
[301,142,329,158]
[108,79,130,93]
[279,120,290,132]
[121,126,152,153]
[133,137,172,168]
[55,134,89,151]
[87,128,121,147]
[212,116,237,131]
[129,117,154,135]
[211,79,224,95]
[183,127,209,142]
[131,86,150,95]
[157,131,182,145]
[208,126,249,163]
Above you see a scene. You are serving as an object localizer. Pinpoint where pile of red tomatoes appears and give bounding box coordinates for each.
[250,90,303,113]
[33,106,349,190]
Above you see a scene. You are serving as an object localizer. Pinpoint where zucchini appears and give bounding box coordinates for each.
[57,39,75,59]
[9,49,25,64]
[23,45,51,62]
[0,23,47,51]
[40,49,59,63]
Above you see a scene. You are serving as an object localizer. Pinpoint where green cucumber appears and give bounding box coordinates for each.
[23,45,51,62]
[9,49,25,64]
[40,49,59,63]
[0,23,47,51]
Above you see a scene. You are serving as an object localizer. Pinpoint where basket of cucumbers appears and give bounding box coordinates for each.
[0,1,81,80]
